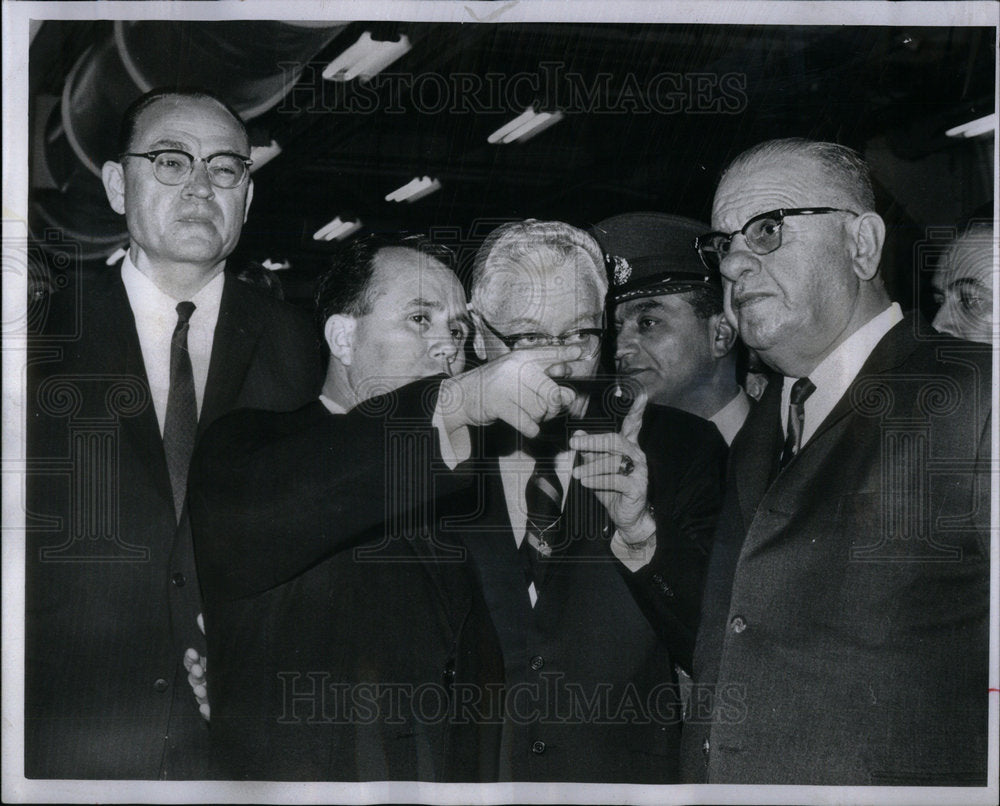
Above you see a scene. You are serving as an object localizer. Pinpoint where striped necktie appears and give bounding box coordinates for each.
[521,446,562,605]
[779,377,816,469]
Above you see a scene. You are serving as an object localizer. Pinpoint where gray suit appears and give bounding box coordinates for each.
[681,315,990,785]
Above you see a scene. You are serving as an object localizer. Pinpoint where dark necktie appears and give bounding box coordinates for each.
[779,377,816,469]
[521,445,562,604]
[163,301,197,521]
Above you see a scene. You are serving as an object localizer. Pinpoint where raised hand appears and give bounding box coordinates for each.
[439,345,584,438]
[570,388,655,543]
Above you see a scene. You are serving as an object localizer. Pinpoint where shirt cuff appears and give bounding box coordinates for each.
[610,529,657,572]
[431,403,471,470]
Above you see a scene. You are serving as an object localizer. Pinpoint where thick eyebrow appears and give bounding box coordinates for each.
[144,139,249,157]
[628,299,666,314]
[146,139,190,151]
[947,277,989,292]
[406,297,445,310]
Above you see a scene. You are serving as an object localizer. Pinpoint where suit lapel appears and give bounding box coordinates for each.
[735,316,921,528]
[199,277,264,436]
[732,378,783,528]
[97,271,173,506]
[803,315,918,450]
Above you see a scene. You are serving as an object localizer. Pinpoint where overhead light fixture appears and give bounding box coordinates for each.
[106,246,127,266]
[385,176,441,203]
[487,108,565,144]
[313,217,363,241]
[249,140,282,173]
[945,113,996,138]
[322,31,411,83]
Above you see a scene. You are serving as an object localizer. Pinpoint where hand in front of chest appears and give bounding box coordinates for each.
[570,388,655,545]
[439,345,582,438]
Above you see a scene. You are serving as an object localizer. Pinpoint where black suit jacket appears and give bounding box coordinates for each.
[681,315,991,785]
[619,406,730,674]
[448,403,727,782]
[25,268,321,779]
[188,380,505,781]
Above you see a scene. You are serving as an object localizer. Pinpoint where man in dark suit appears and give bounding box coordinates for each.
[189,234,587,781]
[682,138,991,785]
[441,220,727,781]
[25,89,321,779]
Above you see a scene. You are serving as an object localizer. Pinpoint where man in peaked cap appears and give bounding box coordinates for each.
[594,212,752,445]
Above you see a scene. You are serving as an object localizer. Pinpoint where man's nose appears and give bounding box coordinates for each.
[181,161,215,199]
[429,330,461,373]
[719,238,758,283]
[614,327,638,361]
[932,301,959,337]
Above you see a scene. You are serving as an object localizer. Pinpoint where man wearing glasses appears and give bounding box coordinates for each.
[439,219,727,782]
[681,139,990,785]
[26,89,321,778]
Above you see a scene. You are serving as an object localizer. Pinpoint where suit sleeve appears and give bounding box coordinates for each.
[189,377,468,601]
[622,408,729,672]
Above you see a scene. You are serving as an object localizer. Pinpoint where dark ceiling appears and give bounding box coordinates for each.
[27,17,996,309]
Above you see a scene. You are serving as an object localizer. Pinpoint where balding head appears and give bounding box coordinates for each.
[710,139,890,376]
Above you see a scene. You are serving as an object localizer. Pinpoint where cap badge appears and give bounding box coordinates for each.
[609,254,632,286]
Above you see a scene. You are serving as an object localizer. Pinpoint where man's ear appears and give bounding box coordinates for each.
[324,314,356,366]
[850,211,886,282]
[243,179,254,224]
[709,312,738,358]
[102,160,126,214]
[471,311,487,361]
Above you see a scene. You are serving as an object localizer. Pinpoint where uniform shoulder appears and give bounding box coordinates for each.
[640,403,727,455]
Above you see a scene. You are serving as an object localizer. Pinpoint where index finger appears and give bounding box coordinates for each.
[620,387,648,443]
[513,344,585,375]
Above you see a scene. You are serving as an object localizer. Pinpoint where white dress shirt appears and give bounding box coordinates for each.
[121,256,225,434]
[781,302,904,447]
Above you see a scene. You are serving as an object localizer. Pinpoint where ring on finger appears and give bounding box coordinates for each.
[617,454,635,476]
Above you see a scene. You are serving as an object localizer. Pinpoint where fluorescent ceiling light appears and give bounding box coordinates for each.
[385,176,441,203]
[249,140,282,173]
[322,31,411,83]
[261,258,291,271]
[313,217,363,241]
[945,113,996,138]
[106,247,127,266]
[488,108,565,144]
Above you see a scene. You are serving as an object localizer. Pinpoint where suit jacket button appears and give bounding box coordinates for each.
[171,572,186,587]
[659,582,673,597]
[730,615,747,634]
[529,655,544,671]
[531,740,546,755]
[153,678,169,693]
[651,573,663,584]
[702,738,710,756]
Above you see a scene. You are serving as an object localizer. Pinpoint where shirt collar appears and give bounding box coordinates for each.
[781,302,904,445]
[319,394,348,415]
[121,252,225,315]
